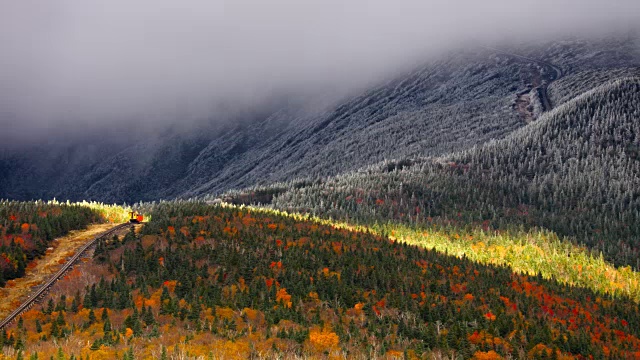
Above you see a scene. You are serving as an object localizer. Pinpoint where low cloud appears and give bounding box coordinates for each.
[1,0,639,143]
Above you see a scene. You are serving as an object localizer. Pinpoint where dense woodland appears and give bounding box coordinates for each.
[2,203,640,359]
[0,201,127,287]
[243,78,640,270]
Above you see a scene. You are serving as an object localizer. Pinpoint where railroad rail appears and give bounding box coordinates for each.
[0,223,131,331]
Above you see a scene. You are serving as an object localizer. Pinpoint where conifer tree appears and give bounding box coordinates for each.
[88,309,97,324]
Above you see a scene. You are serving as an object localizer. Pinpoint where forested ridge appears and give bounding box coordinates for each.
[248,78,640,270]
[3,203,640,359]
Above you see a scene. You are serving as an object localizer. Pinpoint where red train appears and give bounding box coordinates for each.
[129,211,144,224]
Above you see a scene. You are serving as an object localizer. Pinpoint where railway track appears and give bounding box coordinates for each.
[0,223,132,331]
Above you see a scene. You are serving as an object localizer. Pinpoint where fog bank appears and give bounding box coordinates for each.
[1,0,639,143]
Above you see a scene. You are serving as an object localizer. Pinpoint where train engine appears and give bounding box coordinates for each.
[129,211,144,224]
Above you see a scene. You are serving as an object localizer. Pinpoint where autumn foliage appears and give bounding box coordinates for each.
[2,203,640,359]
[0,200,129,287]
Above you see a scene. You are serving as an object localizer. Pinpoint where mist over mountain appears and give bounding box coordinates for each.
[1,34,638,203]
[1,0,640,144]
[1,0,640,203]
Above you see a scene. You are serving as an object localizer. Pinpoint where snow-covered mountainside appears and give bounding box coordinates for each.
[0,37,638,203]
[258,77,640,268]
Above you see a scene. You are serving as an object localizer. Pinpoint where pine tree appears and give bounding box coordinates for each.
[50,320,59,339]
[88,308,96,324]
[124,347,134,360]
[143,306,155,325]
[90,284,98,308]
[150,324,160,338]
[71,291,80,313]
[83,292,92,309]
[103,316,112,332]
[90,339,101,351]
[45,299,54,315]
[15,336,25,351]
[55,311,66,327]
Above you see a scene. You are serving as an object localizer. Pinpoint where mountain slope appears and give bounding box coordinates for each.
[261,77,640,268]
[0,37,638,203]
[0,49,539,203]
[5,203,640,358]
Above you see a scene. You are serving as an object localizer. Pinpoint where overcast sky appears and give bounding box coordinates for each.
[1,0,639,141]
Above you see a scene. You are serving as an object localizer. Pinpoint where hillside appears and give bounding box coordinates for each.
[2,37,637,203]
[3,203,640,359]
[233,77,640,271]
[0,49,525,203]
[0,201,127,287]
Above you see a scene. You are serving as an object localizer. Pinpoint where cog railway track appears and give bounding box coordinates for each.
[0,223,131,331]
